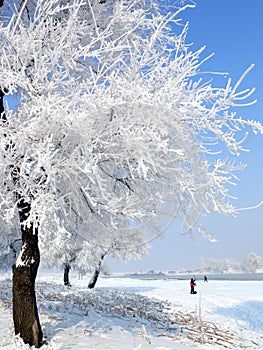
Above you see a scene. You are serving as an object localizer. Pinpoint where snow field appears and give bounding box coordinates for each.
[0,272,262,349]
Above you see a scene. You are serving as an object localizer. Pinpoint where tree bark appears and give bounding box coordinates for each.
[88,252,107,289]
[63,263,71,286]
[10,239,22,272]
[88,267,100,289]
[1,90,43,347]
[12,198,43,347]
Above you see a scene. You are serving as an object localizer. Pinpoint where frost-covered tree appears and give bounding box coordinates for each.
[207,258,218,272]
[87,234,150,288]
[40,215,149,287]
[0,0,263,347]
[39,223,99,285]
[40,217,110,286]
[244,252,263,273]
[206,257,242,273]
[199,257,206,272]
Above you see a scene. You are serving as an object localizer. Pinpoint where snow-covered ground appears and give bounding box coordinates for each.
[0,271,262,349]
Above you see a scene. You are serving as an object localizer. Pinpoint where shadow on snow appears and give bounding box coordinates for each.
[215,300,263,331]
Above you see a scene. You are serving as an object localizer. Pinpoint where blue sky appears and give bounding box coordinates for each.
[110,0,263,272]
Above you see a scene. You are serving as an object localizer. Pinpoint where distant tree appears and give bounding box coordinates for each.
[88,251,108,289]
[218,258,231,273]
[0,0,263,347]
[40,214,150,287]
[244,253,263,273]
[226,258,241,272]
[39,219,104,285]
[207,258,219,273]
[199,257,206,272]
[207,257,241,273]
[88,236,149,288]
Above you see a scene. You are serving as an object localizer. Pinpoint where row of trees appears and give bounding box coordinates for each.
[0,0,262,347]
[0,213,149,286]
[199,253,263,273]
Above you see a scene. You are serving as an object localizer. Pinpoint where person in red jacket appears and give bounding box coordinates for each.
[190,277,197,294]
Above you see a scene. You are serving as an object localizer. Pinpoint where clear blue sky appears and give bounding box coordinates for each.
[109,0,263,272]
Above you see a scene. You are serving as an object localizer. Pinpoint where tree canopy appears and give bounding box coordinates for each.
[1,1,262,249]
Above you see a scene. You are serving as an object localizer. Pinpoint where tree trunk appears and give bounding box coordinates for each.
[1,90,43,347]
[88,268,100,289]
[10,239,21,272]
[12,199,43,348]
[88,252,107,289]
[63,263,71,286]
[13,237,43,347]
